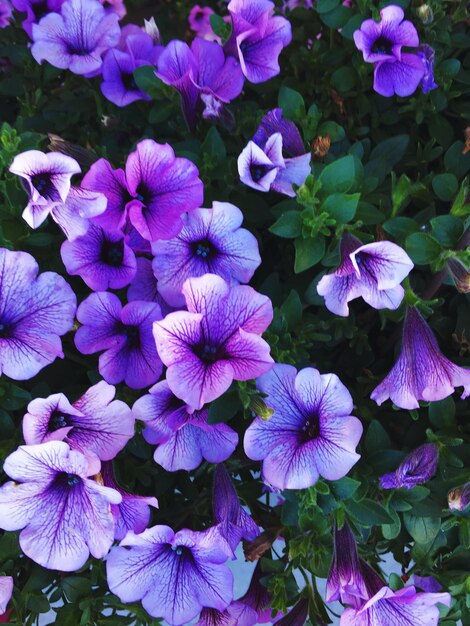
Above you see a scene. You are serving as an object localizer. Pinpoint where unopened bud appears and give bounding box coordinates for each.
[447,258,470,294]
[144,17,161,45]
[249,397,274,420]
[448,482,470,511]
[417,4,433,24]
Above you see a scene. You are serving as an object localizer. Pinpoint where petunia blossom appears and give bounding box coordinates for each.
[0,441,121,570]
[153,274,274,410]
[0,577,13,615]
[326,522,368,606]
[132,380,238,472]
[371,306,470,409]
[75,292,163,389]
[227,561,273,625]
[31,0,121,76]
[0,248,76,380]
[22,381,134,461]
[127,257,173,316]
[99,0,125,18]
[106,524,233,625]
[11,0,64,37]
[379,443,439,489]
[195,608,237,626]
[316,233,414,317]
[188,5,218,40]
[417,44,438,93]
[152,201,261,307]
[244,364,362,490]
[0,1,12,28]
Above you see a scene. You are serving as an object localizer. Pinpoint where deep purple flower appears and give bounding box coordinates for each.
[75,292,163,389]
[0,1,12,28]
[106,525,233,625]
[417,44,438,93]
[0,441,121,570]
[227,561,272,624]
[353,5,425,97]
[153,274,273,410]
[0,248,76,380]
[61,222,137,291]
[448,482,470,511]
[224,0,292,84]
[317,233,414,317]
[379,443,439,489]
[132,381,238,472]
[127,257,173,316]
[0,577,13,615]
[212,464,259,552]
[276,598,309,626]
[22,381,134,461]
[101,461,158,541]
[371,307,470,409]
[244,364,362,489]
[11,0,63,37]
[253,108,306,158]
[196,608,237,626]
[413,576,443,593]
[152,201,261,307]
[31,0,120,76]
[326,522,368,606]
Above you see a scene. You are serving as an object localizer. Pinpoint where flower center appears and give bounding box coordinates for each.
[66,473,81,486]
[101,239,125,267]
[135,183,149,205]
[371,35,392,55]
[193,239,212,259]
[49,412,71,431]
[0,322,10,339]
[250,164,271,182]
[122,72,139,92]
[31,173,58,200]
[300,415,320,442]
[195,343,219,363]
[123,325,140,348]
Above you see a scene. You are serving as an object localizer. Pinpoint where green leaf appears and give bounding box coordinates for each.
[207,391,242,424]
[201,126,226,168]
[406,232,443,264]
[321,192,360,223]
[280,290,303,331]
[403,513,441,544]
[319,155,358,194]
[316,0,340,12]
[438,58,461,79]
[133,66,165,99]
[364,420,392,454]
[209,14,232,41]
[294,236,325,273]
[346,499,395,526]
[278,87,305,121]
[329,477,361,501]
[269,211,303,238]
[431,215,463,247]
[391,173,426,215]
[365,135,409,185]
[432,173,459,201]
[383,216,419,240]
[429,397,456,428]
[61,577,92,603]
[450,177,470,217]
[382,507,402,540]
[330,67,356,93]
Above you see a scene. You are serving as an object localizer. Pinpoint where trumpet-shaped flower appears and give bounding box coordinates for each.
[326,523,368,605]
[379,443,439,489]
[0,577,13,615]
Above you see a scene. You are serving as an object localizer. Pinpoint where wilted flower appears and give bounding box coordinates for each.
[417,45,438,93]
[326,522,368,605]
[317,233,414,317]
[371,307,470,409]
[379,443,439,489]
[0,441,121,570]
[0,577,13,615]
[11,0,63,37]
[447,257,470,293]
[152,201,261,307]
[0,248,76,380]
[106,525,233,625]
[244,364,362,489]
[448,482,470,511]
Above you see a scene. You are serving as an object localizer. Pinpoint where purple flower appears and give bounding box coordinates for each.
[417,45,438,93]
[253,108,307,158]
[225,0,292,83]
[448,482,470,511]
[188,5,217,40]
[227,561,272,624]
[132,381,238,472]
[0,1,12,28]
[127,257,173,316]
[0,248,76,380]
[244,364,362,490]
[22,381,134,461]
[0,577,13,615]
[413,576,443,593]
[106,524,233,625]
[100,461,158,541]
[0,441,121,570]
[316,233,414,317]
[153,274,273,410]
[276,598,309,626]
[52,187,108,240]
[371,307,470,409]
[326,522,368,606]
[99,0,125,18]
[379,443,439,489]
[31,0,120,76]
[61,222,137,291]
[353,5,425,97]
[75,292,163,389]
[340,586,451,626]
[11,0,64,37]
[212,464,259,552]
[196,609,237,626]
[152,201,261,307]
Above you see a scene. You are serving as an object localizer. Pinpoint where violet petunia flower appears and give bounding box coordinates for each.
[371,307,470,409]
[224,0,292,84]
[99,0,125,18]
[316,233,414,317]
[413,576,443,594]
[132,381,238,472]
[127,257,173,316]
[353,5,425,97]
[0,0,12,28]
[212,464,259,552]
[379,443,439,490]
[326,522,368,606]
[227,561,273,624]
[22,381,134,461]
[152,201,261,307]
[244,364,362,490]
[75,292,163,389]
[0,248,76,380]
[196,608,237,626]
[0,441,121,570]
[417,44,438,93]
[100,461,158,541]
[31,0,120,76]
[11,0,63,37]
[52,186,108,240]
[106,525,233,625]
[0,577,13,615]
[153,274,274,410]
[61,222,137,291]
[188,5,217,40]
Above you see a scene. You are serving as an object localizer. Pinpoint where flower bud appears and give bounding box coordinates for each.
[250,396,274,420]
[417,4,434,24]
[144,17,161,45]
[447,258,470,294]
[448,482,470,511]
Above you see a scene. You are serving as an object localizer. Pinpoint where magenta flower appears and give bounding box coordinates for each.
[132,380,238,472]
[371,307,470,409]
[353,5,425,97]
[61,222,137,291]
[317,233,413,317]
[106,525,233,625]
[75,292,163,389]
[153,274,274,410]
[188,5,218,40]
[0,441,121,570]
[244,364,362,489]
[11,0,63,37]
[22,381,134,461]
[326,523,368,606]
[0,248,76,380]
[0,577,13,615]
[379,443,439,489]
[127,258,174,316]
[152,201,261,307]
[0,0,12,28]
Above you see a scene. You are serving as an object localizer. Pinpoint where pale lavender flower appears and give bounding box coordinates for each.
[317,233,413,317]
[11,0,63,37]
[153,274,273,410]
[0,248,76,380]
[0,577,13,615]
[152,201,261,307]
[0,441,121,570]
[106,525,233,625]
[52,187,108,240]
[326,523,368,605]
[0,1,12,28]
[244,364,362,490]
[371,307,470,409]
[379,443,439,489]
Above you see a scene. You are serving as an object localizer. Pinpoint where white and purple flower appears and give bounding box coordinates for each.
[379,443,439,489]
